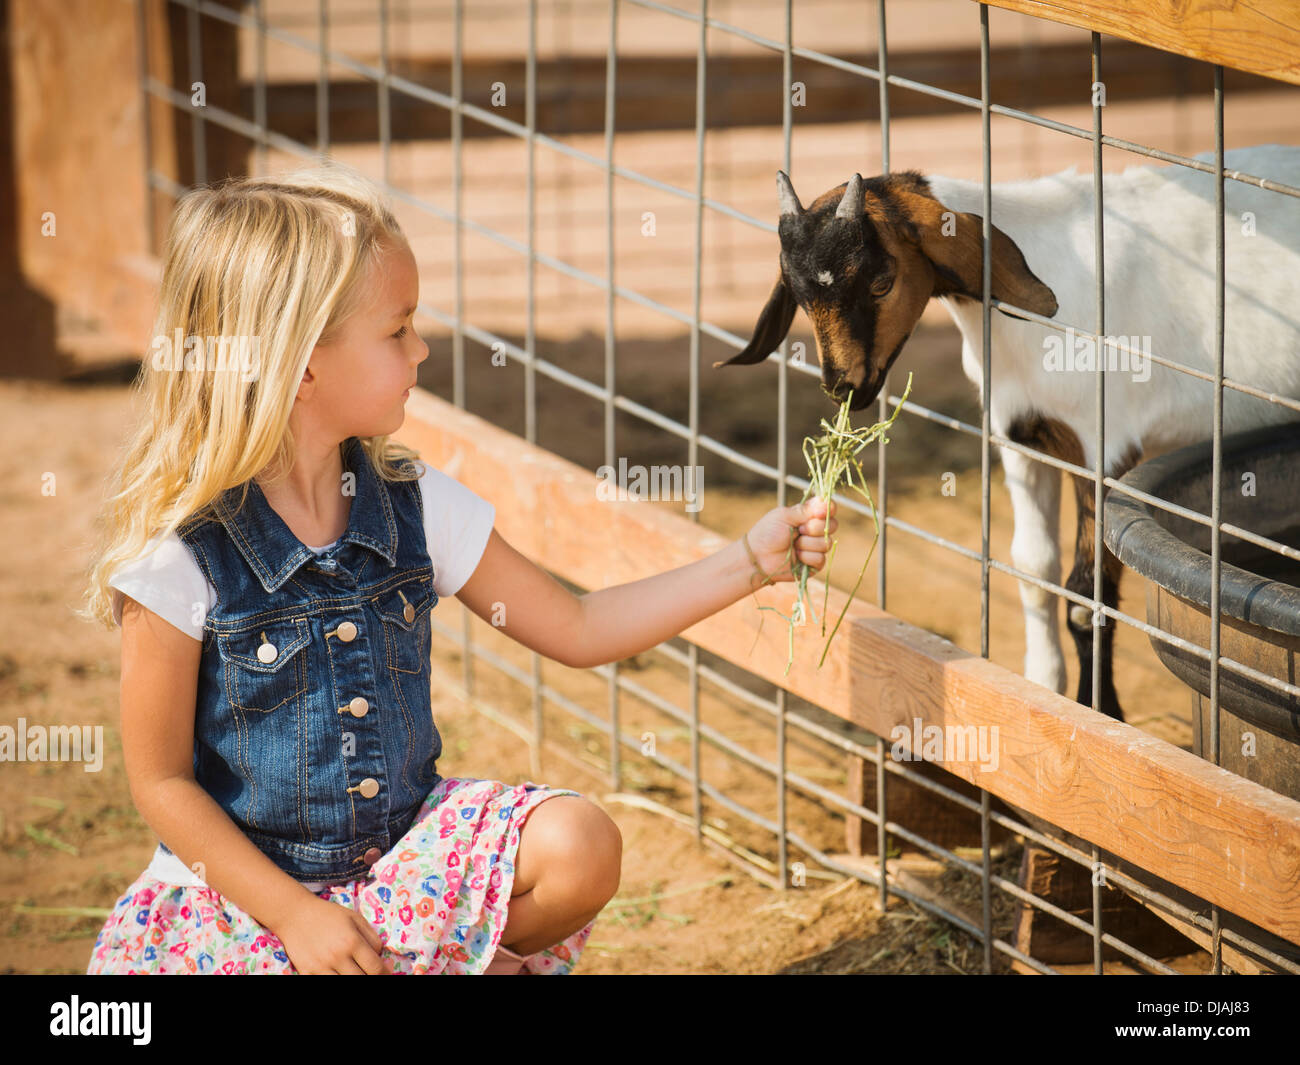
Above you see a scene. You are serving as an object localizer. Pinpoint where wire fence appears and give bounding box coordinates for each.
[139,0,1300,973]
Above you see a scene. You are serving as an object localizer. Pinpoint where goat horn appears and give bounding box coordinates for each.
[776,171,803,217]
[835,173,864,220]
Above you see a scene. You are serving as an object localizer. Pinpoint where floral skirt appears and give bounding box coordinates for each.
[85,777,595,975]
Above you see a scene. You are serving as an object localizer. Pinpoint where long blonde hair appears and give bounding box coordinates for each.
[79,161,422,629]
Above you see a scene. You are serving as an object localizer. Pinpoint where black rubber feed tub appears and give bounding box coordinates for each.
[1103,422,1300,801]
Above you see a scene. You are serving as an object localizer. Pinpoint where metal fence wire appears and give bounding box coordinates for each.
[138,0,1300,974]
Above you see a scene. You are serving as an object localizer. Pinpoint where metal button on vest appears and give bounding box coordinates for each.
[403,602,415,623]
[358,777,379,799]
[348,697,369,718]
[337,620,358,642]
[257,639,277,663]
[362,847,383,866]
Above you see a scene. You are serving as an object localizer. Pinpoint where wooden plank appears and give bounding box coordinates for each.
[395,389,1300,946]
[979,0,1300,86]
[1,0,244,374]
[252,40,1279,145]
[2,0,164,374]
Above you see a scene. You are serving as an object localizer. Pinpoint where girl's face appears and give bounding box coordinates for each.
[299,237,428,440]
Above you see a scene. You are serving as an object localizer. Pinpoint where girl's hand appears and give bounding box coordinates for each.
[274,895,396,975]
[747,497,838,584]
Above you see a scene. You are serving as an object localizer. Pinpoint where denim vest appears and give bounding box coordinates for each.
[162,436,441,883]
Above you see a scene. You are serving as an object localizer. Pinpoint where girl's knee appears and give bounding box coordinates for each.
[584,804,623,899]
[527,796,621,904]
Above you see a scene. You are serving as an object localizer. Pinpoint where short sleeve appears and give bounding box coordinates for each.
[109,532,213,641]
[416,461,496,599]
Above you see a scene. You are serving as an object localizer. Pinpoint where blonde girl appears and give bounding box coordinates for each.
[80,161,836,975]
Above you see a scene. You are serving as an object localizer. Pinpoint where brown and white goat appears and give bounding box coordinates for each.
[716,149,1300,720]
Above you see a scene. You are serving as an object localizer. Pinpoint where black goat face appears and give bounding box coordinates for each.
[715,169,1058,411]
[774,174,933,409]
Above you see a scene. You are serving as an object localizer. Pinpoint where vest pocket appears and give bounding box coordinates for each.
[217,618,311,712]
[374,578,436,674]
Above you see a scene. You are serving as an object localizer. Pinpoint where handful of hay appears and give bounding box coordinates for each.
[755,371,913,676]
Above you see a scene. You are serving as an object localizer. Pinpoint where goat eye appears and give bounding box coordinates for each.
[870,275,894,297]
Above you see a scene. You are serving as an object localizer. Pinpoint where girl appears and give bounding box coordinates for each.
[79,161,836,975]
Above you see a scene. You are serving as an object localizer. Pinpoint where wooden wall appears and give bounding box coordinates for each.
[0,0,246,379]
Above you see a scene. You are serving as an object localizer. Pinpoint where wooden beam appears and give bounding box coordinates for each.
[979,0,1300,86]
[252,40,1279,146]
[395,389,1300,947]
[0,0,243,376]
[2,0,160,374]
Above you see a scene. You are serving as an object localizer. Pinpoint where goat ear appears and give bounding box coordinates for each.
[712,272,797,367]
[896,191,1058,318]
[927,212,1057,317]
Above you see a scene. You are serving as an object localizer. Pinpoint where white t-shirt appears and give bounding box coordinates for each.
[109,459,495,640]
[113,459,495,891]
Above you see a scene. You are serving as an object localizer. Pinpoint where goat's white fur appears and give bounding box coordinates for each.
[924,145,1300,693]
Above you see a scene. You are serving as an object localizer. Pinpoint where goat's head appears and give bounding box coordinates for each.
[715,169,1059,410]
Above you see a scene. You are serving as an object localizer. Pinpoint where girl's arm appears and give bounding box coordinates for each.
[456,497,835,670]
[119,597,391,974]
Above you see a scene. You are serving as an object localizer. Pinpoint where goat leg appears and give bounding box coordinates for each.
[1065,550,1124,722]
[1063,448,1139,723]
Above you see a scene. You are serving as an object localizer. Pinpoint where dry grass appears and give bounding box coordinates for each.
[759,373,914,674]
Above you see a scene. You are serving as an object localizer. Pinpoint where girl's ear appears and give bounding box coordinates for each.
[295,358,317,402]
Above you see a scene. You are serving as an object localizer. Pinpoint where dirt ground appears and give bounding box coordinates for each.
[0,309,1195,973]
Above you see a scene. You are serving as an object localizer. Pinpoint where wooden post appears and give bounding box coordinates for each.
[0,0,246,379]
[846,749,1016,856]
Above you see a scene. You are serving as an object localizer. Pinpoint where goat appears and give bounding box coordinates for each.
[716,146,1300,720]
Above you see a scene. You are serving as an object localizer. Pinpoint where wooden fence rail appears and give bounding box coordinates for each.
[397,389,1300,948]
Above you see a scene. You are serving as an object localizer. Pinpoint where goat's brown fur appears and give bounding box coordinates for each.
[714,170,1057,396]
[804,172,1058,317]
